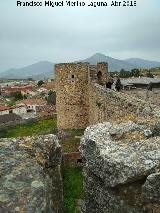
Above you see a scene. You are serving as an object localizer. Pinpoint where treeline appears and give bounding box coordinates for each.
[110,68,155,78]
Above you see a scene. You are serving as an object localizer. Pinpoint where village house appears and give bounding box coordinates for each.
[0,105,9,116]
[16,99,47,114]
[37,87,48,93]
[1,84,32,96]
[0,105,27,116]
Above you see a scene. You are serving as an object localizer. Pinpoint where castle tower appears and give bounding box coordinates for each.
[55,62,108,129]
[55,63,90,129]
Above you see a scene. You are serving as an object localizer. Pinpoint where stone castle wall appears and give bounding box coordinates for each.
[80,83,160,213]
[56,61,159,130]
[55,62,109,129]
[88,83,160,126]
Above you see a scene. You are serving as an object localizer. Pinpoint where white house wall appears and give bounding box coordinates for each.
[0,110,9,116]
[12,107,27,115]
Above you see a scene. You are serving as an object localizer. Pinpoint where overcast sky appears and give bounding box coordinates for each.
[0,0,160,71]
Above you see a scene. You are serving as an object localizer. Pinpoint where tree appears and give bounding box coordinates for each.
[27,78,33,81]
[146,71,154,78]
[10,91,24,101]
[119,69,132,78]
[37,80,44,87]
[131,69,140,77]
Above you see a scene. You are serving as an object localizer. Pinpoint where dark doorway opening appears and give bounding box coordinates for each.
[77,158,83,164]
[97,71,102,84]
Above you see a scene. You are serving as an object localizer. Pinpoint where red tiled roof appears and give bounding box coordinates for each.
[2,85,32,93]
[17,99,47,106]
[9,105,26,110]
[0,105,26,111]
[0,105,9,111]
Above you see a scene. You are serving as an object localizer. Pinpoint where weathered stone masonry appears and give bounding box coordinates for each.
[88,83,160,125]
[80,122,160,213]
[55,62,108,129]
[56,62,160,129]
[0,135,63,213]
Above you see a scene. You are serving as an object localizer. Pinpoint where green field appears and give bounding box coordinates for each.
[0,118,57,138]
[63,167,84,213]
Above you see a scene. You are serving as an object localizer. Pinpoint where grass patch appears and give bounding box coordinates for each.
[0,118,57,138]
[63,167,84,213]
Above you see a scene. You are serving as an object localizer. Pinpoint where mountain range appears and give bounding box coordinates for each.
[81,53,160,71]
[0,53,160,80]
[0,61,54,80]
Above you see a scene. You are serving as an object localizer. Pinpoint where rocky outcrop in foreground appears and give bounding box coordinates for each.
[80,121,160,213]
[0,134,63,213]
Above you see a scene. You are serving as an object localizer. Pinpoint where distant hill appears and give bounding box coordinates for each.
[1,54,160,80]
[80,53,160,71]
[0,61,55,80]
[80,53,134,71]
[123,58,160,69]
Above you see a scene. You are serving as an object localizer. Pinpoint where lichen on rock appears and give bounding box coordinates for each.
[0,134,63,213]
[80,121,160,212]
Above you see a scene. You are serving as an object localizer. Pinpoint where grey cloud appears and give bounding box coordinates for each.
[0,0,160,71]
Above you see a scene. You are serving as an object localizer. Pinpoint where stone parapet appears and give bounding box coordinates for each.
[80,121,160,212]
[0,134,63,213]
[88,83,160,126]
